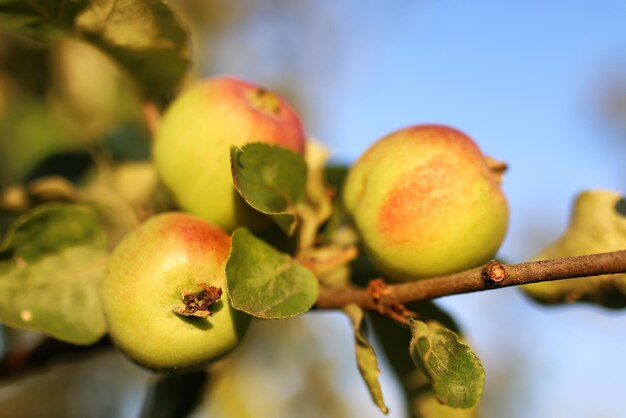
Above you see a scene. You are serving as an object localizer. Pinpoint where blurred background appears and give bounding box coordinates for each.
[1,1,626,417]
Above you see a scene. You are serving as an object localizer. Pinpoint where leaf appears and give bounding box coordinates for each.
[0,0,189,98]
[319,165,351,245]
[523,190,626,308]
[76,0,189,99]
[139,370,209,418]
[0,203,107,344]
[0,0,86,40]
[369,303,478,418]
[302,139,333,229]
[231,143,307,235]
[226,228,319,318]
[409,319,484,409]
[410,380,480,418]
[343,304,388,414]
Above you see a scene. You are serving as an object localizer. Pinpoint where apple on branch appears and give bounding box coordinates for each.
[343,125,509,280]
[153,76,307,231]
[100,212,251,371]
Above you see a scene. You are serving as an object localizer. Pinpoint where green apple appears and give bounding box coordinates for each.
[100,212,250,371]
[343,125,509,280]
[153,76,306,231]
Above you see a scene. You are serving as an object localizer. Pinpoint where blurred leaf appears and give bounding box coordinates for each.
[0,98,71,186]
[140,370,209,418]
[523,190,626,308]
[49,38,146,142]
[76,0,189,99]
[103,123,151,161]
[409,319,484,409]
[343,303,388,415]
[231,143,307,235]
[304,139,331,210]
[323,165,350,192]
[0,203,107,344]
[226,228,318,318]
[0,0,86,40]
[0,41,51,94]
[319,165,350,241]
[108,161,158,208]
[0,0,190,98]
[27,175,78,203]
[300,139,333,235]
[410,382,480,418]
[80,163,153,247]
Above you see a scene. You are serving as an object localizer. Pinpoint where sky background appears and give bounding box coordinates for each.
[200,1,626,417]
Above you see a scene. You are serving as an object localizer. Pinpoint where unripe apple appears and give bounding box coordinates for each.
[343,125,509,280]
[100,212,250,371]
[153,76,306,231]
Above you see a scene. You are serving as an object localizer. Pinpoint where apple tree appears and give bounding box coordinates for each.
[0,1,625,417]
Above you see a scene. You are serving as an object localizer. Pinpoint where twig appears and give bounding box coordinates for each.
[315,250,626,310]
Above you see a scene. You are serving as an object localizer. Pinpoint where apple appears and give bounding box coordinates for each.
[343,125,509,280]
[100,212,250,371]
[153,76,306,231]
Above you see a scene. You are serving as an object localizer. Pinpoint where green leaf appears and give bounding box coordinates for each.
[0,0,189,98]
[230,143,307,235]
[523,190,626,308]
[226,228,319,318]
[369,304,478,418]
[0,203,107,344]
[409,319,484,409]
[343,304,388,414]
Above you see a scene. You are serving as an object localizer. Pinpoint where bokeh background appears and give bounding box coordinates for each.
[1,1,626,417]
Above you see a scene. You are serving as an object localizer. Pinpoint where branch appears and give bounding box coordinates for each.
[3,251,625,380]
[315,250,626,311]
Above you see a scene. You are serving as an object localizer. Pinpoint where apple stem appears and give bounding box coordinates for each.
[247,88,281,116]
[173,283,222,318]
[300,245,358,277]
[142,100,161,138]
[485,156,508,182]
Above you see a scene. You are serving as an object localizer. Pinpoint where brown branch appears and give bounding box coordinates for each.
[315,250,626,311]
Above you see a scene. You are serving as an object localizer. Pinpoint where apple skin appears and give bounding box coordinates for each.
[343,125,509,281]
[100,212,250,372]
[153,76,306,231]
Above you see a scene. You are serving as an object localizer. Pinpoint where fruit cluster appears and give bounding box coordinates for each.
[100,76,509,370]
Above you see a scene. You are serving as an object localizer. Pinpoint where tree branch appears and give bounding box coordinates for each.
[3,251,625,380]
[315,250,626,311]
